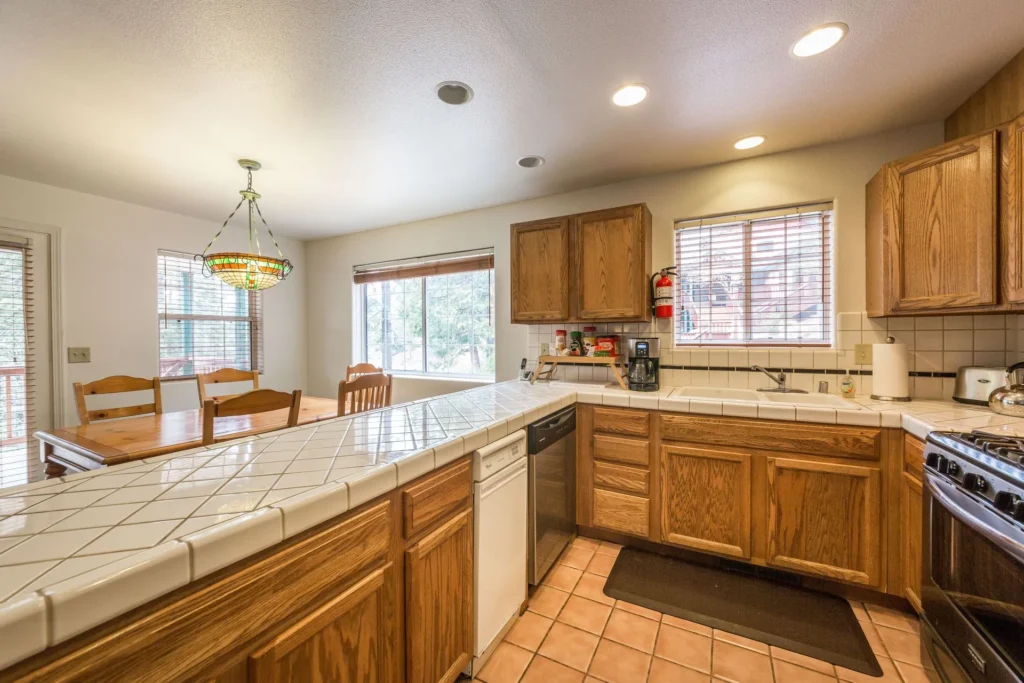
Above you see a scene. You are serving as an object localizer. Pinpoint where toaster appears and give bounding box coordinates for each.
[952,366,1004,406]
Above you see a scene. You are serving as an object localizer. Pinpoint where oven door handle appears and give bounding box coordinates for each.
[925,472,1024,565]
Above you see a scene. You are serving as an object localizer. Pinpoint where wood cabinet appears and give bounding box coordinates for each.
[405,509,473,683]
[1004,114,1024,303]
[661,443,751,560]
[766,457,882,587]
[510,203,652,323]
[900,471,923,613]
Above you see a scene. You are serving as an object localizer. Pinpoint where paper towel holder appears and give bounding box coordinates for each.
[870,336,912,402]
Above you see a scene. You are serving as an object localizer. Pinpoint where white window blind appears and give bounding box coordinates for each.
[157,250,263,379]
[674,204,833,346]
[0,237,37,487]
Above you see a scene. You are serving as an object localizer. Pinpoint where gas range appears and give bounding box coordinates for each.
[926,431,1024,521]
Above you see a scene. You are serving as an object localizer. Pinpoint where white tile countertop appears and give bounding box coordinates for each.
[0,379,1020,670]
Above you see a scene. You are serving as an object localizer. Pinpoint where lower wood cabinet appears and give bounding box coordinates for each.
[593,488,650,537]
[900,471,924,613]
[405,508,474,683]
[660,443,751,560]
[766,457,882,587]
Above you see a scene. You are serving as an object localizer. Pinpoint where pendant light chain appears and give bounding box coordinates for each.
[200,196,246,256]
[252,200,286,259]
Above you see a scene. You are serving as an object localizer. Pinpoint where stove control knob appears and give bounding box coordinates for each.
[964,473,987,493]
[994,491,1021,513]
[945,461,960,476]
[1013,500,1024,523]
[925,453,942,470]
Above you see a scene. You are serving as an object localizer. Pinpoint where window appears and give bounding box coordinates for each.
[356,251,495,379]
[674,204,833,346]
[0,235,35,486]
[157,250,263,378]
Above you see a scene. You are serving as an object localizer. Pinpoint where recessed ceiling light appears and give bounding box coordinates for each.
[612,84,649,107]
[436,81,474,105]
[734,136,765,150]
[517,156,545,168]
[791,23,848,57]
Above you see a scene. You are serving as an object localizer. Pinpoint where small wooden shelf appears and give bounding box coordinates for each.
[531,355,629,390]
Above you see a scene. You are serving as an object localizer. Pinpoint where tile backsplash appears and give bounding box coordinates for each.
[524,313,1022,400]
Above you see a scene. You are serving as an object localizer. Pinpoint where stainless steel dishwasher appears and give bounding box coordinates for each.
[527,405,576,585]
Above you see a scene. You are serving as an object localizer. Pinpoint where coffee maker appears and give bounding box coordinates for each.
[627,338,660,391]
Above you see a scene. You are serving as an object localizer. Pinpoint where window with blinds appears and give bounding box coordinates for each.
[0,236,36,487]
[157,250,263,379]
[674,204,833,346]
[354,249,495,379]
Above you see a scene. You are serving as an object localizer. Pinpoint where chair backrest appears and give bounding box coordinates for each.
[197,368,259,403]
[338,373,392,417]
[345,363,383,381]
[73,375,163,425]
[201,388,301,445]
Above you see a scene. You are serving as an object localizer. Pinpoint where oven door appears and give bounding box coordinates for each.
[922,472,1024,683]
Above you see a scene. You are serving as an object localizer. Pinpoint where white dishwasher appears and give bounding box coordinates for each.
[471,429,528,675]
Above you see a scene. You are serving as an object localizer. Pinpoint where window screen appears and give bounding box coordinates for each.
[674,204,833,346]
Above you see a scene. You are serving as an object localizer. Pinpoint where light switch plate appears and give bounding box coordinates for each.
[67,347,91,364]
[854,343,873,365]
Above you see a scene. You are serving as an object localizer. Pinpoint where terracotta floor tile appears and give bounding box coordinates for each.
[892,660,941,683]
[587,638,652,683]
[572,572,615,607]
[653,623,712,673]
[711,640,773,683]
[556,595,613,635]
[477,642,533,683]
[594,541,622,557]
[875,624,932,669]
[837,656,902,683]
[772,658,839,683]
[520,655,586,683]
[545,563,584,592]
[714,628,770,654]
[585,553,616,576]
[648,657,712,682]
[572,536,602,552]
[662,613,712,636]
[858,621,887,656]
[529,585,570,619]
[865,604,920,633]
[505,611,554,652]
[602,608,660,653]
[848,600,870,623]
[615,599,661,621]
[769,646,836,676]
[538,622,600,672]
[562,546,596,570]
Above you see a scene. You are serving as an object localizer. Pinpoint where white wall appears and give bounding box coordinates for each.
[0,174,308,426]
[305,123,944,398]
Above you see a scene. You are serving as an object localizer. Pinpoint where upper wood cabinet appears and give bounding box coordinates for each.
[1003,114,1024,304]
[510,203,652,323]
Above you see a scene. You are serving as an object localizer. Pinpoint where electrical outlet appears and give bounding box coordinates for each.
[854,343,873,365]
[67,347,91,364]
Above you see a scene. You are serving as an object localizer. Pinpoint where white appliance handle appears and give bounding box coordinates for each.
[480,458,527,498]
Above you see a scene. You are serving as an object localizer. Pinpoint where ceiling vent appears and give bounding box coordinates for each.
[436,81,474,105]
[517,156,545,169]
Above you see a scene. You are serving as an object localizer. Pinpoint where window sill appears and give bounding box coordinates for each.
[385,372,494,384]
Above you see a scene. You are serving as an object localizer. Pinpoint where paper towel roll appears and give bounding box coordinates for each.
[871,341,910,401]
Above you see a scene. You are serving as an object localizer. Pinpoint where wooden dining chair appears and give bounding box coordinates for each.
[73,375,163,425]
[345,362,383,381]
[196,368,259,403]
[338,373,392,417]
[201,388,302,446]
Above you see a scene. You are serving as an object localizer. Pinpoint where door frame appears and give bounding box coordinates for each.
[0,217,66,429]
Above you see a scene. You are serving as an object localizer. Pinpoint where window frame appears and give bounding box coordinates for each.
[156,249,264,380]
[673,205,834,348]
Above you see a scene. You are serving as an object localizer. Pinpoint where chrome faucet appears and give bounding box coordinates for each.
[751,365,787,391]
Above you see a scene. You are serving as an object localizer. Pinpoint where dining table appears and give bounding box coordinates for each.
[35,396,341,478]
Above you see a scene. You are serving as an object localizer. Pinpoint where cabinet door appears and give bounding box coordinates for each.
[888,131,997,311]
[661,443,751,559]
[1004,115,1024,304]
[575,205,650,320]
[510,218,571,322]
[901,471,923,613]
[406,509,473,683]
[766,458,882,586]
[248,564,397,683]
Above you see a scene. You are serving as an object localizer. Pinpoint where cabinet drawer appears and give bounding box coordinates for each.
[594,461,649,495]
[594,434,650,467]
[594,407,650,437]
[402,458,472,539]
[593,489,649,538]
[904,434,924,478]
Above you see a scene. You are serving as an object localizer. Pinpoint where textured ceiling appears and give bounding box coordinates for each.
[1,0,1022,239]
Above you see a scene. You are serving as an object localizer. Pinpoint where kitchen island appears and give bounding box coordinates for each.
[0,379,1017,679]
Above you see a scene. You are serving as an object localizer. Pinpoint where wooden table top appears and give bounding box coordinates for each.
[35,396,340,468]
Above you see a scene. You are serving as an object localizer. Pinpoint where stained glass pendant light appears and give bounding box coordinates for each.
[199,159,293,291]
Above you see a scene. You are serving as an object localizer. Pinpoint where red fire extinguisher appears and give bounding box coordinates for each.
[651,267,676,318]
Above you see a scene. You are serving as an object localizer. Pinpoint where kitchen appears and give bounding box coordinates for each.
[1,2,1024,682]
